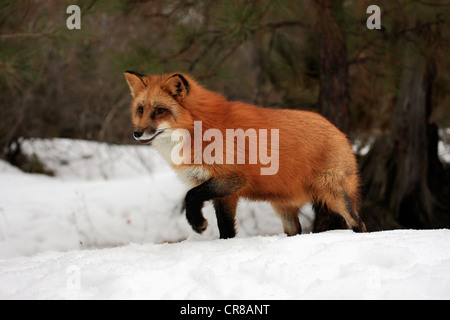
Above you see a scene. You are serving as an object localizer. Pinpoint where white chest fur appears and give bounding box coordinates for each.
[152,133,176,164]
[176,166,211,187]
[152,133,211,187]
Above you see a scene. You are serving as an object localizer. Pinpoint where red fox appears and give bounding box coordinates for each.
[124,71,366,239]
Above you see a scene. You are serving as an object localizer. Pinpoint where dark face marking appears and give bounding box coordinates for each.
[137,106,144,117]
[150,107,168,119]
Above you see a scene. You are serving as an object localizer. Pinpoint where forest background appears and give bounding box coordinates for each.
[1,0,449,231]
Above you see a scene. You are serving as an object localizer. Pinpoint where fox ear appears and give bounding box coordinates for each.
[124,71,147,97]
[163,73,190,100]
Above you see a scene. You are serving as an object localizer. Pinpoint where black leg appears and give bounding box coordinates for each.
[185,187,208,234]
[312,201,347,233]
[185,177,243,235]
[213,196,238,239]
[343,195,366,232]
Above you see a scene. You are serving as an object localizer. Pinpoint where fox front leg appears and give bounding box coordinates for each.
[213,195,239,239]
[184,177,244,237]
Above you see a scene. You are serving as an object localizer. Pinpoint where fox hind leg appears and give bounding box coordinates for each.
[312,201,347,232]
[312,194,366,233]
[271,203,302,236]
[343,194,366,232]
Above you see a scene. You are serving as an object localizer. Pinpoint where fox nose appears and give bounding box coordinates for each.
[133,130,143,139]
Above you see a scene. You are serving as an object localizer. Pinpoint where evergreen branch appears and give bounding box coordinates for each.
[264,20,310,30]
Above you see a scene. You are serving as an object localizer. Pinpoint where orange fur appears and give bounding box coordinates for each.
[124,72,366,236]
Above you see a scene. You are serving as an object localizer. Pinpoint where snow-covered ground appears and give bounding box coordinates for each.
[1,229,449,300]
[0,138,449,299]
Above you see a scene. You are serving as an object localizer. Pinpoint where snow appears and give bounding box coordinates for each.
[0,139,291,258]
[1,138,450,299]
[439,128,450,163]
[352,128,450,163]
[1,229,450,299]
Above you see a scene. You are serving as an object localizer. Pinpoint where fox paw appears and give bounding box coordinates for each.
[191,218,208,234]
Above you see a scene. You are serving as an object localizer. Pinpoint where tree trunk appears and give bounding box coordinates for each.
[361,21,445,229]
[313,0,349,134]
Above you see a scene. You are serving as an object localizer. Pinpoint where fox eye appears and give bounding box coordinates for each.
[155,107,166,115]
[137,106,144,115]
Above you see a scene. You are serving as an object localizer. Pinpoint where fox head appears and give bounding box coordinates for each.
[124,72,280,176]
[124,71,195,146]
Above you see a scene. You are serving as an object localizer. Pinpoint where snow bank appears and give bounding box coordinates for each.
[0,139,293,258]
[1,229,449,300]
